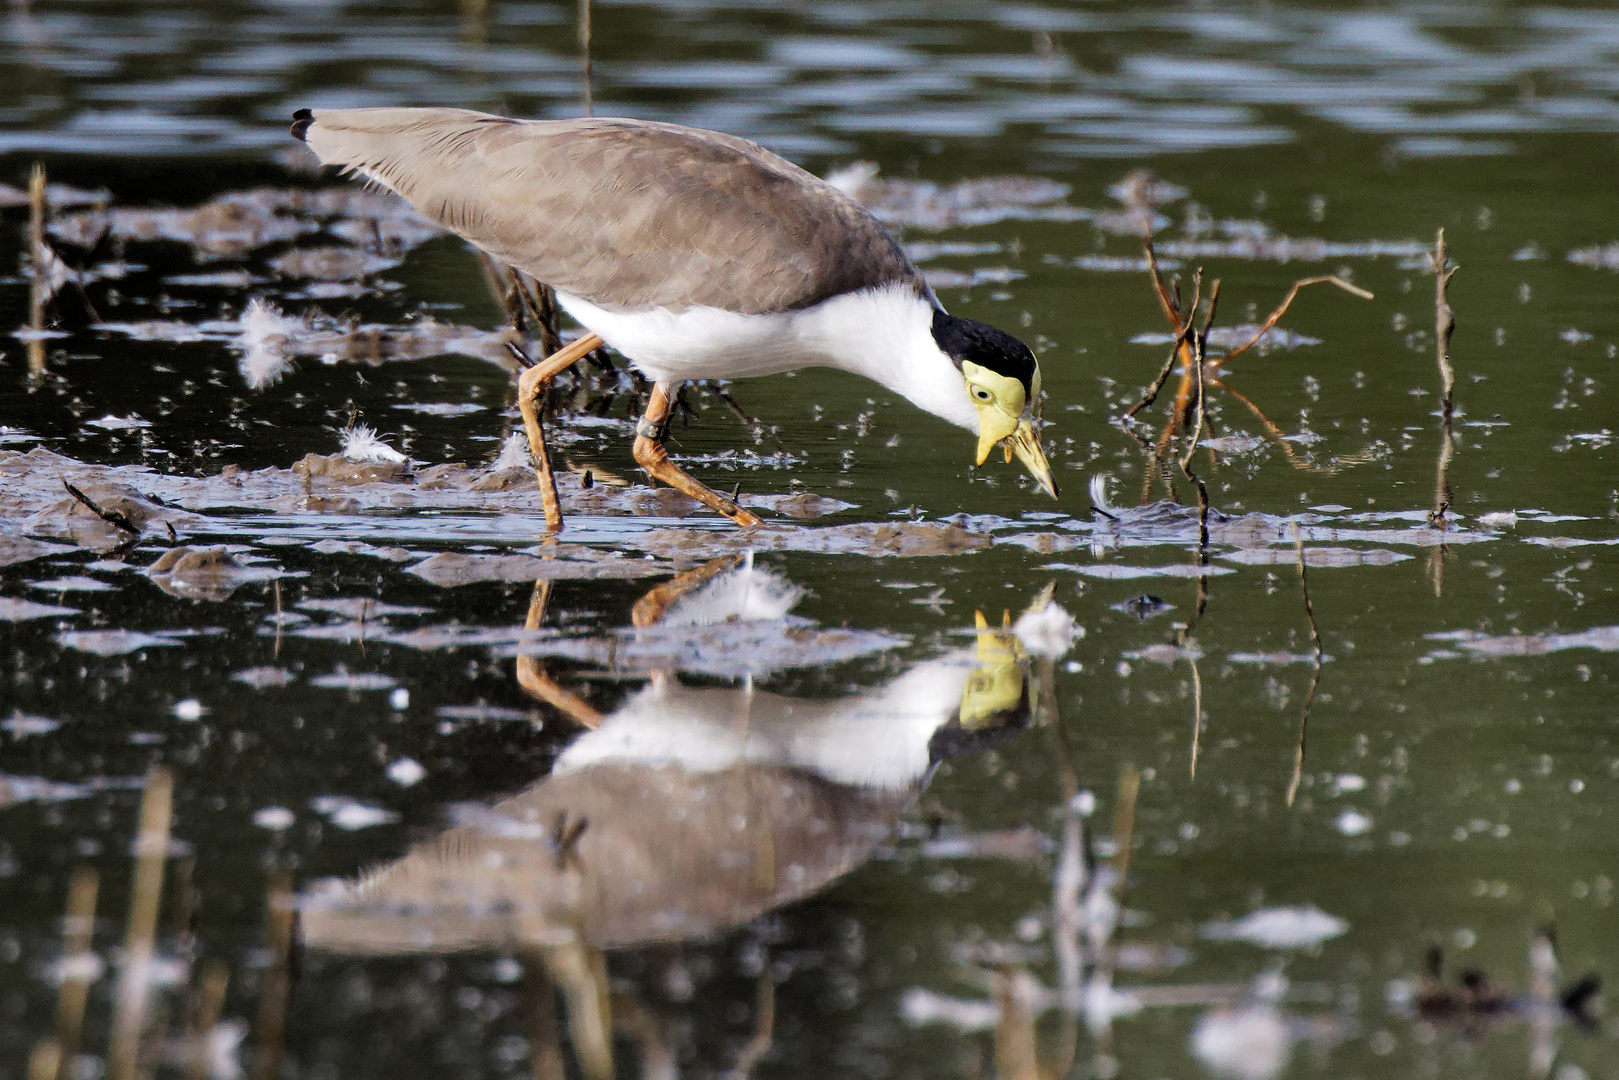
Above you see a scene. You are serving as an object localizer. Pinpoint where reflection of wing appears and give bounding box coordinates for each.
[303,645,1036,956]
[301,763,907,954]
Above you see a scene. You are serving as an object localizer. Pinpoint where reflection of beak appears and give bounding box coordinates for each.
[1008,420,1059,500]
[961,610,1032,727]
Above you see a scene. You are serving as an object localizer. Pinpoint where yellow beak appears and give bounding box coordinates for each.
[975,413,1058,500]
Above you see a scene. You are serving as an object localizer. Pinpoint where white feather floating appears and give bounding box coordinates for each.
[662,551,803,626]
[491,430,531,472]
[340,423,407,464]
[236,297,307,389]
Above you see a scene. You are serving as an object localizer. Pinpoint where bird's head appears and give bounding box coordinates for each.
[932,310,1059,499]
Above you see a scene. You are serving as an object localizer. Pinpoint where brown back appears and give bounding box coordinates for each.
[299,107,925,314]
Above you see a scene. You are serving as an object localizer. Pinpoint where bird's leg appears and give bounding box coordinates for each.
[518,333,606,531]
[633,382,764,527]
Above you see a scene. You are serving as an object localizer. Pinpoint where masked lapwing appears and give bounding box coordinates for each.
[291,107,1059,530]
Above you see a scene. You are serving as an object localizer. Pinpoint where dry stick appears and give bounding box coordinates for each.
[1431,228,1458,420]
[28,1042,62,1080]
[1188,656,1205,780]
[523,952,567,1080]
[577,0,594,116]
[62,479,140,536]
[1124,343,1185,421]
[991,970,1040,1080]
[53,866,98,1080]
[1124,236,1195,419]
[271,578,283,660]
[1286,531,1326,808]
[1110,768,1141,894]
[250,871,295,1080]
[182,961,230,1080]
[1429,229,1459,537]
[546,944,614,1080]
[1179,279,1220,471]
[1218,275,1374,365]
[108,769,175,1080]
[27,162,48,378]
[1216,380,1315,472]
[725,969,776,1080]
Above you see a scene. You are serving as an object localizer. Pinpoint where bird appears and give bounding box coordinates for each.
[289,107,1059,531]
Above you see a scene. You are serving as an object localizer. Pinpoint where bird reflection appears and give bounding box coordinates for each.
[302,561,1040,1079]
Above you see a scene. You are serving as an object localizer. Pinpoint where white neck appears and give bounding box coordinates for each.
[799,287,980,432]
[554,285,979,433]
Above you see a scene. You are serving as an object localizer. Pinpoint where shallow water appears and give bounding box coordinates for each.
[2,3,1617,1079]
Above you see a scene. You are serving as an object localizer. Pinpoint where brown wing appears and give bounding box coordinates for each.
[295,106,925,314]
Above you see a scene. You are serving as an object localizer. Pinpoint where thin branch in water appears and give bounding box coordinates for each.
[1123,343,1182,420]
[1188,656,1204,780]
[1179,279,1218,471]
[1142,234,1181,329]
[1220,275,1373,364]
[109,769,174,1080]
[251,871,296,1080]
[61,479,140,536]
[1287,662,1323,809]
[1287,530,1326,807]
[1430,228,1458,421]
[1110,768,1141,892]
[53,866,98,1079]
[577,0,594,116]
[725,969,776,1080]
[1297,530,1323,660]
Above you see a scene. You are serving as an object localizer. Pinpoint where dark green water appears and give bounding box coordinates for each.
[1,3,1616,1079]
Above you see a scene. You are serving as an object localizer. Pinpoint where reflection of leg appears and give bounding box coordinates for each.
[522,951,566,1080]
[613,990,677,1080]
[544,944,614,1080]
[515,578,603,729]
[630,553,744,628]
[726,967,775,1080]
[517,334,606,532]
[633,383,763,527]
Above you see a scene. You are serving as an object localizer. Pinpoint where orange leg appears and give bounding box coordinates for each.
[517,333,605,532]
[633,383,763,527]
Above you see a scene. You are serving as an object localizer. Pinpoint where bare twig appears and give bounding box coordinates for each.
[1287,531,1326,807]
[725,969,776,1080]
[1179,279,1219,471]
[182,961,230,1080]
[28,1042,61,1080]
[27,163,48,378]
[1188,656,1204,779]
[109,769,174,1080]
[1123,344,1182,420]
[62,479,141,536]
[522,953,566,1080]
[577,0,594,116]
[1220,275,1373,364]
[1430,228,1458,420]
[52,866,97,1080]
[251,871,295,1080]
[1110,768,1141,891]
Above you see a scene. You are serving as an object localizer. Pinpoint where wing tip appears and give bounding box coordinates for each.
[290,108,314,142]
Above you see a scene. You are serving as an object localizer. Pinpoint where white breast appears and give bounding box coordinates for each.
[555,285,980,432]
